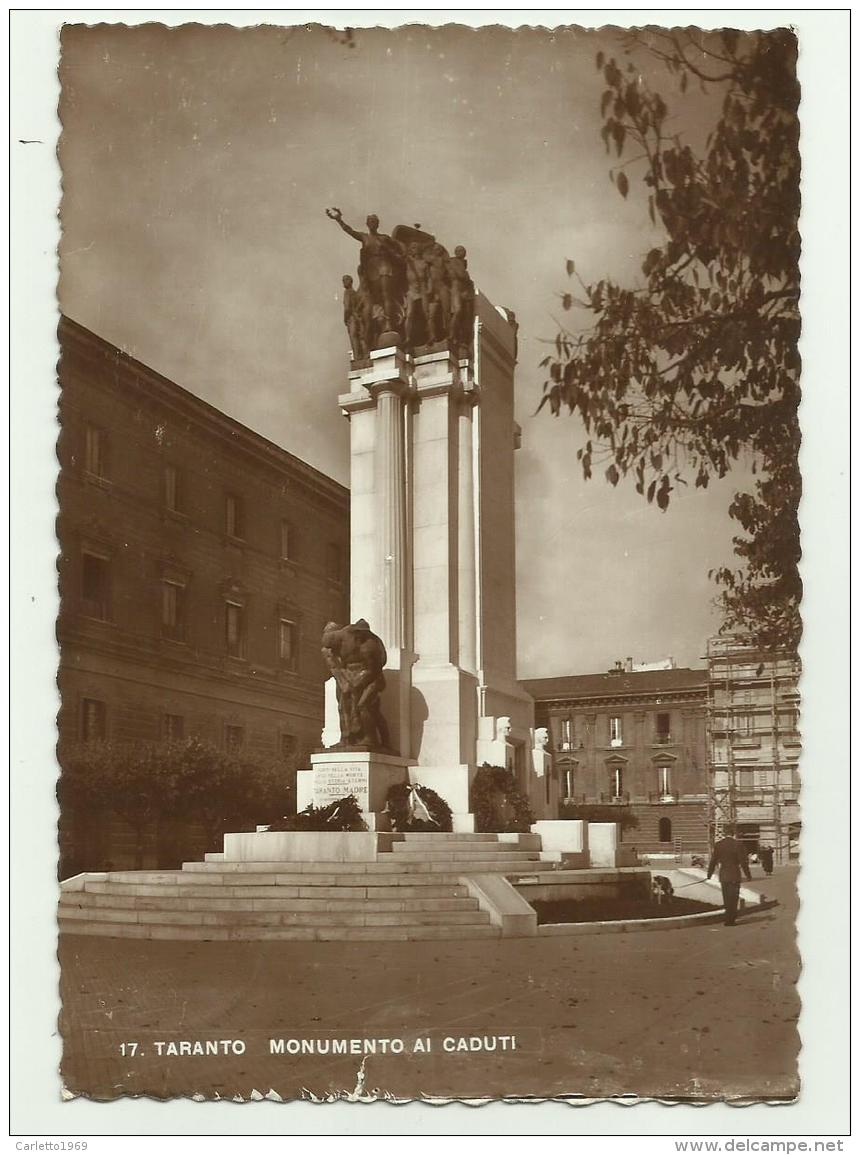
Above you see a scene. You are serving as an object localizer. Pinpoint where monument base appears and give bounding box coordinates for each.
[298,749,410,830]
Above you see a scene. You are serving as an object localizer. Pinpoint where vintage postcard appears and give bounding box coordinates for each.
[9,9,850,1138]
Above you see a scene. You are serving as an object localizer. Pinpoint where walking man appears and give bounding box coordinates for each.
[707,824,752,926]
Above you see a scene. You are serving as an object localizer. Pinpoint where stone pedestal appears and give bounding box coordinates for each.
[301,750,409,830]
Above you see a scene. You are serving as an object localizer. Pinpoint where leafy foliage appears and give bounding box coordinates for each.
[58,736,294,854]
[558,801,639,833]
[267,794,368,832]
[385,782,453,832]
[470,764,535,834]
[539,29,801,651]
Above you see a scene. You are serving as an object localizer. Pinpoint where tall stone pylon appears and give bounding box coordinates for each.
[338,291,549,830]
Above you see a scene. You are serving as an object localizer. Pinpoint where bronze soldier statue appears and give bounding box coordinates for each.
[448,245,475,352]
[403,241,431,349]
[341,274,367,360]
[326,209,404,339]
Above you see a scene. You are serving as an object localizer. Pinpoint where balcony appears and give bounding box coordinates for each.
[647,791,677,804]
[653,734,673,745]
[599,792,631,805]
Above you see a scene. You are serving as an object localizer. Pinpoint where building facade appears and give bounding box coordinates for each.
[706,636,801,861]
[57,316,350,870]
[523,663,710,854]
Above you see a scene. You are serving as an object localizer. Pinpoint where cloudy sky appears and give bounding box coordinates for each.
[58,20,745,677]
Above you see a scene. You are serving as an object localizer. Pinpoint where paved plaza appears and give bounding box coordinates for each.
[57,866,800,1103]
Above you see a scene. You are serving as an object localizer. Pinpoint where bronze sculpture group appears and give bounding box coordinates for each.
[321,618,391,752]
[327,209,475,359]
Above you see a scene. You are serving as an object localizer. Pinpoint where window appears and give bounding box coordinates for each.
[610,766,624,799]
[164,464,183,513]
[655,712,671,743]
[84,425,106,477]
[559,717,573,751]
[609,716,623,747]
[225,493,244,539]
[81,551,110,620]
[280,520,293,561]
[161,580,186,641]
[163,713,185,741]
[563,764,575,800]
[81,698,106,741]
[658,817,673,843]
[278,618,297,667]
[225,601,245,658]
[280,733,297,761]
[738,768,755,791]
[657,765,673,797]
[225,724,245,752]
[734,711,754,736]
[326,542,342,582]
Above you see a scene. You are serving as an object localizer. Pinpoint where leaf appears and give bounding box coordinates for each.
[562,293,572,310]
[656,476,671,511]
[616,171,629,198]
[605,463,620,486]
[566,259,576,276]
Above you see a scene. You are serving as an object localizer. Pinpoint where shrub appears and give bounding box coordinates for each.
[57,736,296,865]
[470,763,534,833]
[385,783,453,832]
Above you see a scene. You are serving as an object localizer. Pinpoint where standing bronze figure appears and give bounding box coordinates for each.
[326,209,405,338]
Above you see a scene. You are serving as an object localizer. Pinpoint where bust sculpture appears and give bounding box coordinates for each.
[535,726,549,750]
[321,618,391,751]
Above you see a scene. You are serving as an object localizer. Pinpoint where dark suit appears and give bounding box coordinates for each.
[707,837,752,925]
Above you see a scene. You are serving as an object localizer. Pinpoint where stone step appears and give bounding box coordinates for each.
[380,849,542,861]
[59,905,491,928]
[398,832,540,845]
[58,919,501,942]
[179,858,541,875]
[61,892,479,914]
[81,880,471,900]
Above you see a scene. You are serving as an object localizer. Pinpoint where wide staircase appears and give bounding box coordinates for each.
[58,832,545,942]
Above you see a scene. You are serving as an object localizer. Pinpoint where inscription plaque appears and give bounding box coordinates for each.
[313,763,370,811]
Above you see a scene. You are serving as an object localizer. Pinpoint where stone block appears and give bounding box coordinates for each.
[587,822,621,868]
[462,874,538,937]
[223,831,381,863]
[309,750,409,819]
[531,820,587,855]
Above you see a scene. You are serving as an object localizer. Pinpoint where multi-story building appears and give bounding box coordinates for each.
[705,636,801,861]
[57,315,350,870]
[523,662,710,854]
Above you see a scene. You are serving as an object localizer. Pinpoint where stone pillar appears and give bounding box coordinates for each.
[373,380,408,652]
[457,386,478,674]
[340,347,414,759]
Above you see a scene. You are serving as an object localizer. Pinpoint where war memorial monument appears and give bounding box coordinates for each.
[58,212,753,940]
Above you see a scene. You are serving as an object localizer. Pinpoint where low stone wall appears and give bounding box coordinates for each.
[513,868,652,905]
[222,831,391,862]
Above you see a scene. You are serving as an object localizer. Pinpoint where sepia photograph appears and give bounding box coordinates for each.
[7,8,851,1135]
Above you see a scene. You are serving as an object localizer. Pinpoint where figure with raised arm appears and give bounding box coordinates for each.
[326,208,404,339]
